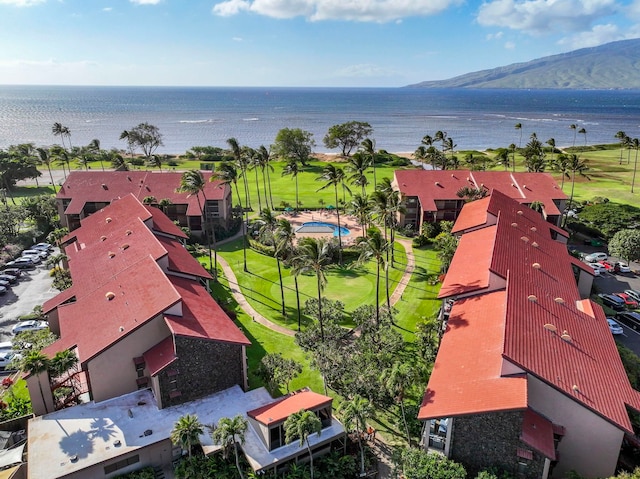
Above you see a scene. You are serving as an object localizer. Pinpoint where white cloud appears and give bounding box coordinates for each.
[212,0,462,22]
[477,0,618,35]
[333,63,398,78]
[103,7,112,12]
[557,23,620,48]
[628,0,640,19]
[0,0,46,6]
[129,0,161,4]
[504,40,515,48]
[486,31,504,40]
[232,36,243,41]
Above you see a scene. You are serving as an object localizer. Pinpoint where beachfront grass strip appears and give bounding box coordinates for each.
[210,273,325,397]
[216,238,408,331]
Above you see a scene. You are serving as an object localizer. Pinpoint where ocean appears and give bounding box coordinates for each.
[1,85,639,154]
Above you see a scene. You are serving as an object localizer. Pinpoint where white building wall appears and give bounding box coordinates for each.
[527,375,624,479]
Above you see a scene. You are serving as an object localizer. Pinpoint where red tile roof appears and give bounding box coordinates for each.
[42,286,76,314]
[57,171,228,217]
[521,408,556,460]
[165,276,250,346]
[44,256,181,364]
[419,291,528,419]
[143,336,178,376]
[450,195,492,234]
[144,205,188,239]
[247,389,333,426]
[394,170,566,216]
[422,189,640,433]
[438,226,496,298]
[156,235,212,279]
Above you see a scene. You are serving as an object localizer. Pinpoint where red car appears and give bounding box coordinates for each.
[614,293,639,309]
[598,260,614,271]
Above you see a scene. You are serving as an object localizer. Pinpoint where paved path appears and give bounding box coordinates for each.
[390,239,415,306]
[216,254,296,337]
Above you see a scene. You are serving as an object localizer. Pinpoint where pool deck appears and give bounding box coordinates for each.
[280,210,363,245]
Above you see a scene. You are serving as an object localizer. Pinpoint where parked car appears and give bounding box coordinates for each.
[614,293,639,309]
[0,268,22,278]
[617,311,640,330]
[31,242,53,252]
[585,252,608,262]
[625,290,640,303]
[0,285,6,295]
[0,350,20,370]
[614,261,631,273]
[11,320,48,335]
[21,251,44,262]
[587,263,604,276]
[598,293,626,312]
[598,260,614,271]
[607,318,624,335]
[0,274,18,284]
[5,258,36,270]
[0,280,10,289]
[0,341,12,351]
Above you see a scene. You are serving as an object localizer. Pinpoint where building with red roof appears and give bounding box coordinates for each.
[419,190,640,478]
[392,170,567,231]
[56,170,232,235]
[29,194,250,416]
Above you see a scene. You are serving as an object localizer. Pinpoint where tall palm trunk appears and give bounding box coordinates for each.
[317,275,324,341]
[632,148,639,193]
[233,443,244,479]
[358,435,366,476]
[382,224,391,313]
[294,276,301,332]
[254,168,262,212]
[333,185,343,265]
[46,164,57,193]
[195,194,213,273]
[399,399,411,446]
[265,166,275,210]
[306,438,315,479]
[202,190,217,282]
[277,258,286,316]
[375,260,380,326]
[234,182,248,272]
[295,176,300,212]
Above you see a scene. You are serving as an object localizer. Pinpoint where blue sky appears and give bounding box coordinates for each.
[1,0,639,87]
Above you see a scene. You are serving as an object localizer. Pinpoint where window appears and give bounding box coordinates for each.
[270,425,282,450]
[104,455,140,474]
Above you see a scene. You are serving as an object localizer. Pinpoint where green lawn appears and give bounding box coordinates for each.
[215,238,409,331]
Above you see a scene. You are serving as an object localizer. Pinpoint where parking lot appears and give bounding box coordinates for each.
[576,245,640,356]
[0,260,58,344]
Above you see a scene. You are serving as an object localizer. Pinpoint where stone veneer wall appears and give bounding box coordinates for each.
[450,411,546,478]
[157,337,244,408]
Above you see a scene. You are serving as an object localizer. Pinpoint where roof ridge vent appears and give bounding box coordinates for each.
[127,176,132,181]
[435,181,442,187]
[106,217,112,223]
[543,323,557,332]
[530,226,537,232]
[451,173,457,179]
[125,230,132,236]
[100,235,107,241]
[521,236,529,243]
[108,251,116,258]
[101,183,108,190]
[554,297,565,304]
[511,222,518,227]
[121,243,130,250]
[517,210,523,215]
[561,331,572,342]
[572,384,580,393]
[528,295,537,302]
[105,292,115,301]
[531,241,539,248]
[532,262,541,269]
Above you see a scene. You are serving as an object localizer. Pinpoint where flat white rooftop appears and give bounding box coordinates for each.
[28,385,344,478]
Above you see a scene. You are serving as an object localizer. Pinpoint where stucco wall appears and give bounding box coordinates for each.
[155,337,244,408]
[528,375,624,478]
[450,411,545,478]
[87,317,170,403]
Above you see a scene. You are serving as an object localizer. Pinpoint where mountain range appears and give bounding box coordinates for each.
[408,38,640,89]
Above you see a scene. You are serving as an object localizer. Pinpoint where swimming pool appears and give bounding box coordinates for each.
[295,221,350,237]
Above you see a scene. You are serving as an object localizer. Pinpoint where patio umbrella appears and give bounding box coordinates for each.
[284,207,294,212]
[326,205,335,210]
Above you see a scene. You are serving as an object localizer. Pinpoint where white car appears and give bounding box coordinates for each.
[614,262,631,273]
[22,249,47,259]
[587,263,605,276]
[607,318,624,335]
[0,350,20,370]
[11,320,48,335]
[585,252,608,262]
[625,290,640,303]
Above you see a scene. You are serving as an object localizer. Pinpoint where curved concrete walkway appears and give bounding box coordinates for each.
[390,239,415,306]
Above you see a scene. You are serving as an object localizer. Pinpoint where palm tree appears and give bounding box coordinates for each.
[570,123,577,148]
[316,164,351,264]
[615,131,627,165]
[215,162,248,272]
[284,410,322,479]
[456,185,488,202]
[147,154,163,171]
[360,138,377,186]
[213,414,249,479]
[565,154,590,225]
[347,193,371,238]
[381,362,415,446]
[275,218,302,330]
[21,350,51,414]
[494,148,510,171]
[578,127,587,147]
[546,138,556,166]
[36,147,58,193]
[247,148,263,213]
[282,159,302,214]
[529,200,545,215]
[256,145,275,210]
[49,349,78,389]
[549,153,571,191]
[259,208,286,316]
[340,395,374,476]
[52,122,71,150]
[509,143,517,172]
[171,414,204,459]
[345,153,371,195]
[514,123,523,148]
[358,227,388,326]
[291,238,332,341]
[227,138,252,211]
[177,170,214,274]
[630,138,640,193]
